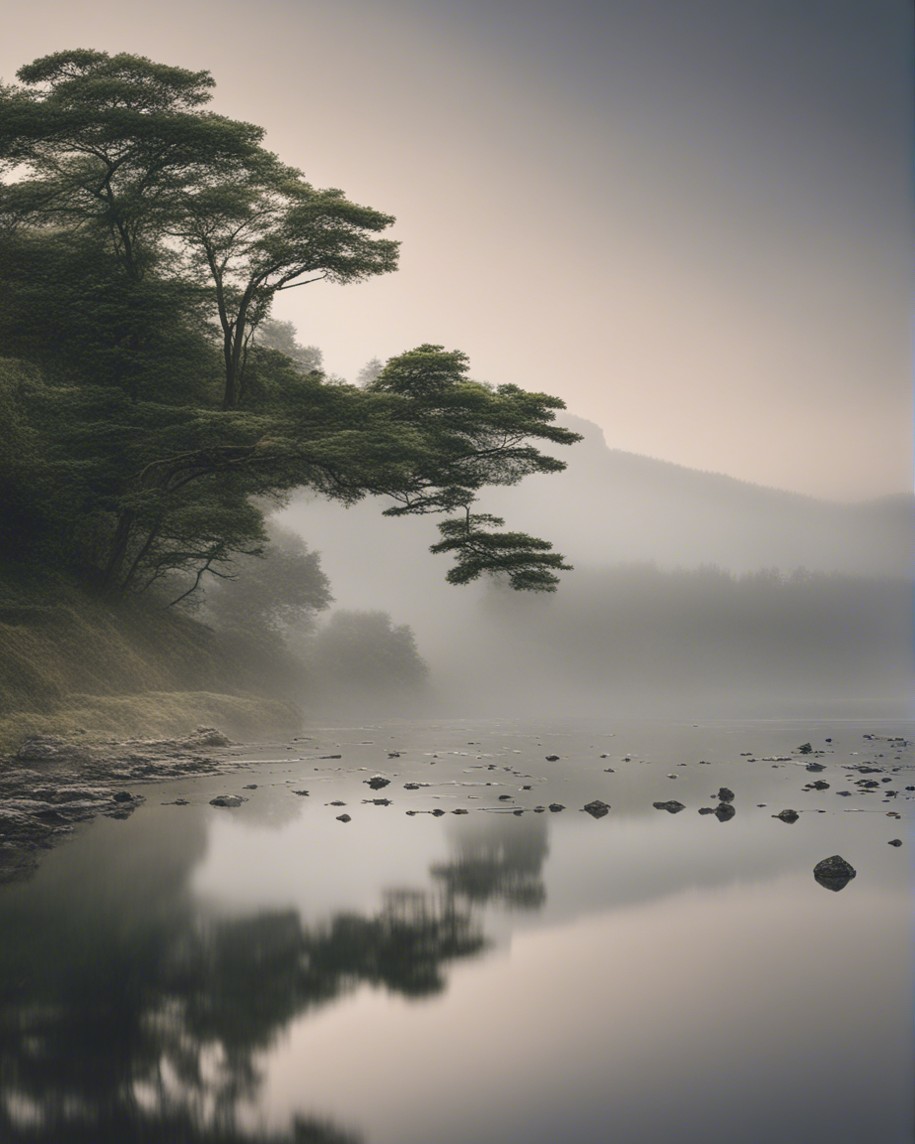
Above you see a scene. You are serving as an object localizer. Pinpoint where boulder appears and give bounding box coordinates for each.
[209,795,245,808]
[774,809,799,823]
[653,800,685,814]
[813,855,856,891]
[582,800,611,819]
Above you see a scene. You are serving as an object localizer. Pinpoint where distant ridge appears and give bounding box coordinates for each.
[480,415,913,579]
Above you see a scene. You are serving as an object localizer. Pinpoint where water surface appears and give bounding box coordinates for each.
[1,719,912,1143]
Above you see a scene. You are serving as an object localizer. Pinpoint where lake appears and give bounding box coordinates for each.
[0,718,912,1144]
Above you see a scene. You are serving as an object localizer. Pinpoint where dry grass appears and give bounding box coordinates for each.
[0,690,301,752]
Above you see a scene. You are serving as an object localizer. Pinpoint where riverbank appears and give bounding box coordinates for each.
[0,725,255,883]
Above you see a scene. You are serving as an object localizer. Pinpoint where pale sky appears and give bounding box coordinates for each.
[3,0,911,500]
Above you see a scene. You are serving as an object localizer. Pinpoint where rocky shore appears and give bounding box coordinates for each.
[0,727,238,883]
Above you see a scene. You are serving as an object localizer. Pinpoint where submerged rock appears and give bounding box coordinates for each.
[653,800,685,814]
[582,800,611,819]
[813,855,856,891]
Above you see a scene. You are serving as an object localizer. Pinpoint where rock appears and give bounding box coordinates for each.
[498,794,513,801]
[431,808,446,817]
[545,755,560,762]
[774,809,799,823]
[813,855,856,890]
[363,798,392,806]
[403,782,422,790]
[336,813,351,823]
[798,742,813,755]
[111,790,134,803]
[888,839,903,847]
[805,762,826,772]
[653,800,685,814]
[243,784,258,790]
[452,808,469,815]
[329,800,346,807]
[14,736,91,765]
[188,727,232,748]
[548,803,565,812]
[806,780,830,790]
[717,787,735,803]
[698,807,716,815]
[209,795,245,808]
[365,776,390,790]
[714,803,736,822]
[292,789,309,796]
[582,800,610,819]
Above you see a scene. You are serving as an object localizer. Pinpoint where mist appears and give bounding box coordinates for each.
[276,415,912,722]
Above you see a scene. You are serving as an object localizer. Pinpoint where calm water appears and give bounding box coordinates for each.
[1,719,912,1144]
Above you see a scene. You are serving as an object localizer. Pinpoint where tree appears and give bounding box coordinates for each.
[0,51,580,601]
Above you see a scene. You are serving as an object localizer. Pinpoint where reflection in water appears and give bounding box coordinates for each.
[431,813,549,909]
[0,818,496,1143]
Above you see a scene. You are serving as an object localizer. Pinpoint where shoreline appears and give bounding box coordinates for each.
[0,727,249,884]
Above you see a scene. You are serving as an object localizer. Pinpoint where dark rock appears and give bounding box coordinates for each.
[292,789,310,796]
[548,803,565,812]
[805,762,826,772]
[365,776,390,790]
[798,743,813,755]
[404,782,422,790]
[452,808,469,815]
[888,839,903,847]
[836,790,852,797]
[431,808,446,817]
[209,795,245,808]
[243,784,258,790]
[513,809,524,816]
[111,790,134,803]
[717,787,735,803]
[545,755,560,762]
[498,794,513,801]
[336,813,351,823]
[813,855,856,891]
[698,807,716,815]
[774,809,799,823]
[653,800,686,814]
[320,754,343,759]
[582,800,611,819]
[363,798,392,806]
[714,803,736,822]
[806,780,830,790]
[329,800,346,807]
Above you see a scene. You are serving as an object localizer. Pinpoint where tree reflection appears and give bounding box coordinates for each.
[431,814,550,909]
[0,884,483,1143]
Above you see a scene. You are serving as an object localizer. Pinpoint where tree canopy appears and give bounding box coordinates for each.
[0,49,580,601]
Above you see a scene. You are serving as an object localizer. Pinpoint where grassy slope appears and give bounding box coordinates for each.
[0,571,301,750]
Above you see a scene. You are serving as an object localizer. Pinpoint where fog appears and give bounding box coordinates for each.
[276,416,913,721]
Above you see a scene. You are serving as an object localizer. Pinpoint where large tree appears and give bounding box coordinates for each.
[0,51,580,599]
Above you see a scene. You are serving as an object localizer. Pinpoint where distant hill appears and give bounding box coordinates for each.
[479,415,912,579]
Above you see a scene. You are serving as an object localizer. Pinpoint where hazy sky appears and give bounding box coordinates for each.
[3,0,911,499]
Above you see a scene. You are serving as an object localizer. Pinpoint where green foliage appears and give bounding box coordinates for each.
[431,513,572,591]
[0,49,577,609]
